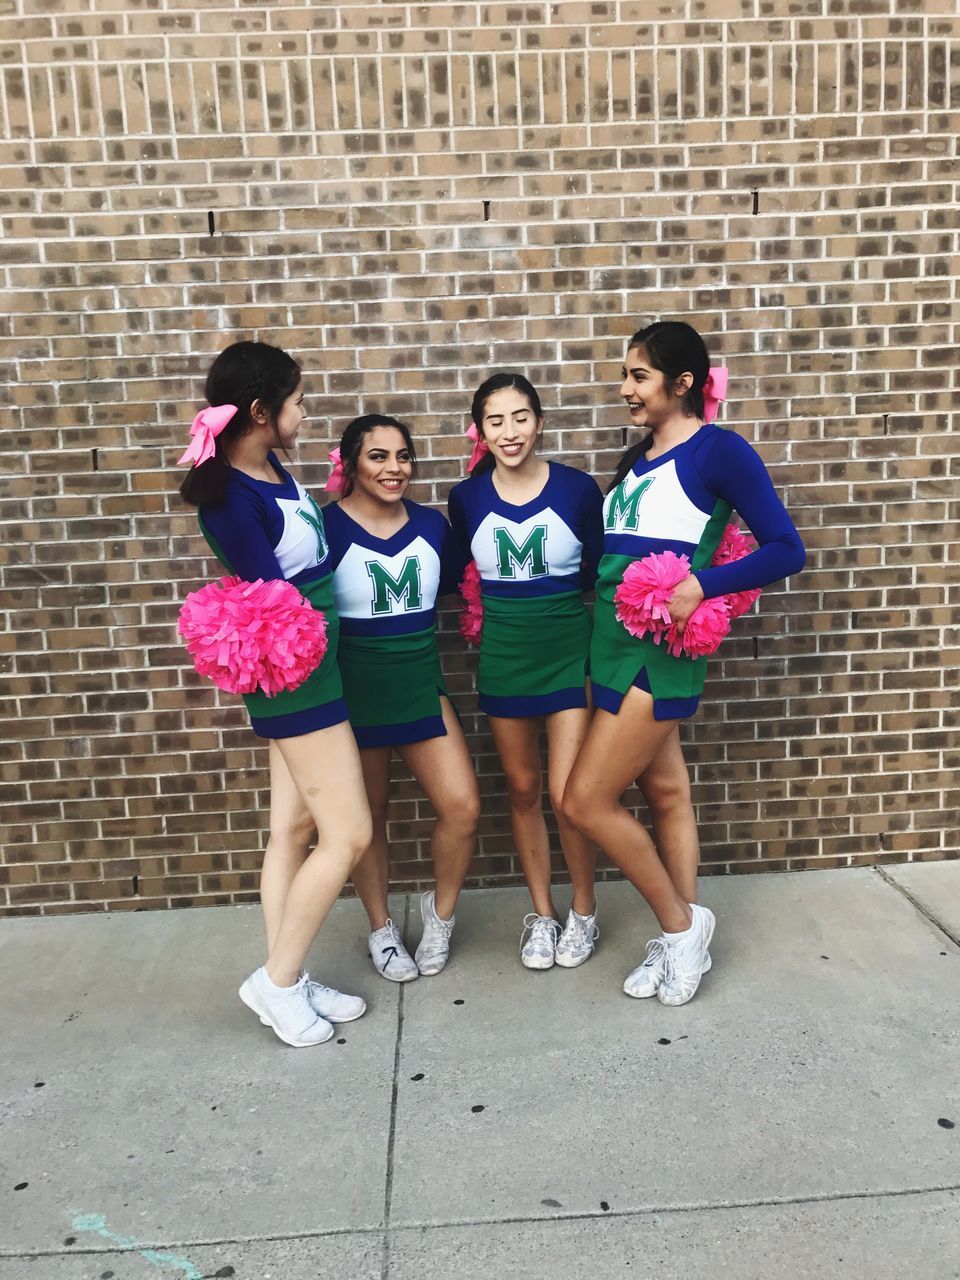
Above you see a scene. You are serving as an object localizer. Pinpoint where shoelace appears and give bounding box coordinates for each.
[563,914,599,951]
[520,913,560,956]
[642,936,667,971]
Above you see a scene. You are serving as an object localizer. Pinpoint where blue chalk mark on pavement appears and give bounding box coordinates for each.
[71,1213,204,1280]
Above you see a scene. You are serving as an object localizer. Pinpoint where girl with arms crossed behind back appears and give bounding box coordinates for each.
[179,341,371,1048]
[322,415,480,982]
[448,374,605,971]
[563,321,806,1007]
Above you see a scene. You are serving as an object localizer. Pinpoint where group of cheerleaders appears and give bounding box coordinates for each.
[179,320,806,1049]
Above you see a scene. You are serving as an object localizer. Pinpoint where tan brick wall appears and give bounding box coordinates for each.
[1,0,958,915]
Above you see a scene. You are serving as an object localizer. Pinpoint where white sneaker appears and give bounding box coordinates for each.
[657,904,716,1006]
[238,967,335,1047]
[624,937,712,999]
[554,906,599,968]
[369,919,419,983]
[302,974,367,1023]
[415,891,455,976]
[520,914,561,970]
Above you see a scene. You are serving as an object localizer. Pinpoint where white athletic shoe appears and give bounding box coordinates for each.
[657,904,716,1006]
[238,968,335,1048]
[369,919,419,983]
[302,974,367,1023]
[623,937,712,999]
[554,906,599,968]
[520,914,561,970]
[415,890,455,976]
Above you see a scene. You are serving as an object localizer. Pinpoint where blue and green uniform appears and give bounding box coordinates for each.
[324,499,466,749]
[197,453,348,739]
[448,461,604,718]
[592,423,806,721]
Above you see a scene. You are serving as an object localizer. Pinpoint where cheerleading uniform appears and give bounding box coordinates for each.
[448,462,605,717]
[591,423,805,721]
[323,500,466,749]
[197,454,348,738]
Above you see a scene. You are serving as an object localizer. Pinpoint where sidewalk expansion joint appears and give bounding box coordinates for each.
[874,866,960,947]
[380,892,409,1280]
[6,1183,959,1259]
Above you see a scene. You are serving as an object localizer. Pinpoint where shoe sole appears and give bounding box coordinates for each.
[239,983,335,1048]
[520,955,555,970]
[554,948,594,969]
[657,915,716,1007]
[415,958,448,976]
[624,951,712,1000]
[260,999,367,1026]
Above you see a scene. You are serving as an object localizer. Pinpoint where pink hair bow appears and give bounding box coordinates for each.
[466,421,489,471]
[324,446,346,495]
[702,366,729,423]
[177,403,237,467]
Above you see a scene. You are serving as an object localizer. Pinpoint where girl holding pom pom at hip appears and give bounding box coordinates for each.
[178,341,372,1048]
[562,321,806,1007]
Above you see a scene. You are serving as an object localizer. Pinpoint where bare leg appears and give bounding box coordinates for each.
[349,747,393,931]
[261,741,317,955]
[488,714,557,919]
[562,687,692,935]
[637,726,700,906]
[544,706,597,916]
[265,721,373,987]
[400,698,480,920]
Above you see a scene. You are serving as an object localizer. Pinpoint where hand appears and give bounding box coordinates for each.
[667,574,705,636]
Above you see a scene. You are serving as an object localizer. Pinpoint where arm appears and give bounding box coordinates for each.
[438,515,470,596]
[578,474,606,590]
[692,430,806,599]
[446,485,473,563]
[199,487,286,581]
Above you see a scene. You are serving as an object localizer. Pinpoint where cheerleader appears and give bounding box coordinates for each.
[448,374,604,970]
[321,415,480,982]
[562,321,806,1006]
[179,340,371,1047]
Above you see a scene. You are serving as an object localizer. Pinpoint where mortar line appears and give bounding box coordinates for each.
[379,892,410,1280]
[15,1182,960,1260]
[874,866,960,947]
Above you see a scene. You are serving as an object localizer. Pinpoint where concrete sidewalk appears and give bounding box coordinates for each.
[2,863,958,1280]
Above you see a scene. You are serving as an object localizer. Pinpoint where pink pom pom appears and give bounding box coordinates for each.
[458,560,483,646]
[663,596,731,659]
[614,551,691,639]
[711,522,762,618]
[178,577,328,697]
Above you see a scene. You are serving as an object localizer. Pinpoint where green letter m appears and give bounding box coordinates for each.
[366,556,423,615]
[605,476,653,531]
[494,525,549,579]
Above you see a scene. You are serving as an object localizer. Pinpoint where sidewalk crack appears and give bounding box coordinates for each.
[380,893,409,1280]
[874,866,960,947]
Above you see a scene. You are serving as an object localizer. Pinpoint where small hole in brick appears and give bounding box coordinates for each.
[483,200,491,222]
[752,636,760,660]
[751,189,759,215]
[883,413,889,435]
[208,210,216,235]
[91,448,99,472]
[132,875,139,895]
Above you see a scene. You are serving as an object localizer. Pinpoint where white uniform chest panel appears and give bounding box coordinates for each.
[333,537,440,618]
[273,485,328,577]
[603,460,710,545]
[473,509,581,581]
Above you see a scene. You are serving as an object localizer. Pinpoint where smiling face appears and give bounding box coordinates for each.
[274,378,307,450]
[620,345,692,431]
[347,425,413,504]
[479,386,543,470]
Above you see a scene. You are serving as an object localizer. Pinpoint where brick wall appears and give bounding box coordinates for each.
[2,0,957,915]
